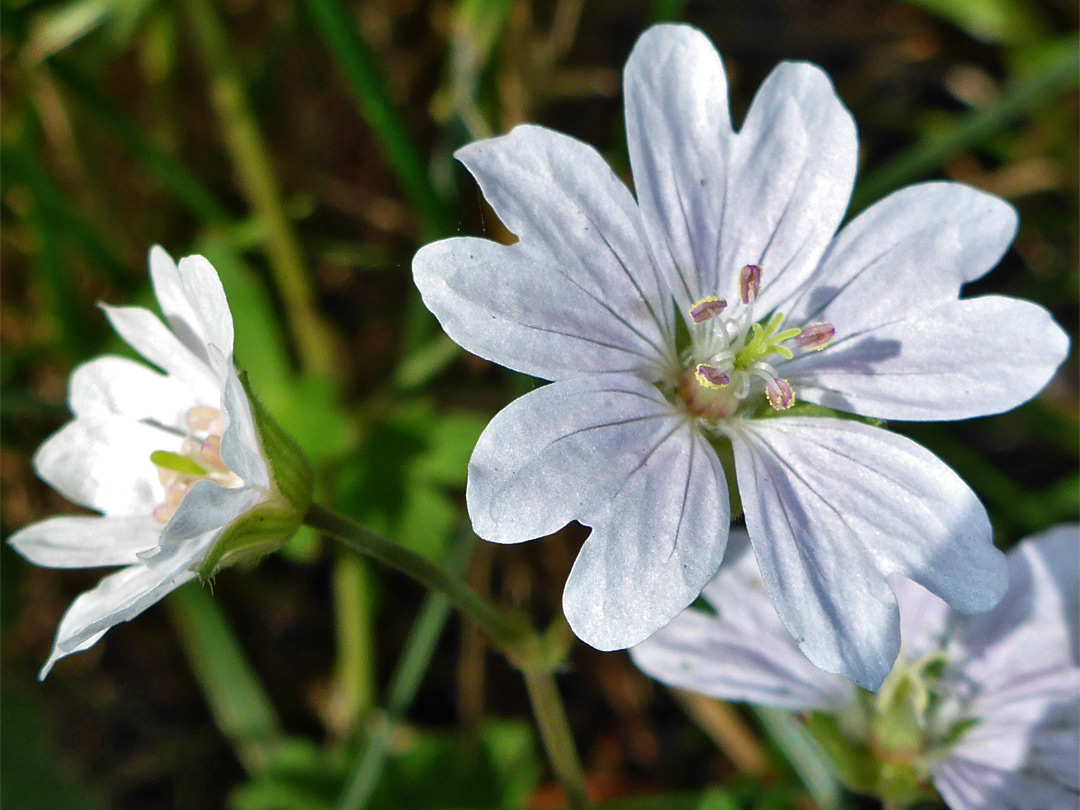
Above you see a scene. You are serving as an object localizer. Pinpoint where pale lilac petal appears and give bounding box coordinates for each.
[932,758,1078,810]
[784,181,1017,331]
[891,576,952,663]
[731,417,1006,690]
[563,422,729,651]
[630,534,852,710]
[718,62,857,315]
[177,254,235,357]
[956,528,1080,689]
[466,374,683,544]
[416,125,674,380]
[785,295,1070,421]
[8,514,162,568]
[624,24,731,310]
[39,562,196,679]
[33,416,172,516]
[68,355,198,429]
[101,304,221,401]
[148,245,207,359]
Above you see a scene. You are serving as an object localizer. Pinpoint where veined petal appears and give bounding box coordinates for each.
[785,182,1018,331]
[891,577,952,664]
[467,374,684,544]
[148,245,207,359]
[39,562,196,679]
[719,62,857,315]
[624,24,731,311]
[630,533,852,710]
[8,514,162,568]
[69,355,198,429]
[563,422,729,651]
[33,416,172,516]
[415,238,670,380]
[427,125,674,377]
[731,417,1006,690]
[954,526,1080,689]
[178,254,235,358]
[786,295,1070,421]
[101,304,221,401]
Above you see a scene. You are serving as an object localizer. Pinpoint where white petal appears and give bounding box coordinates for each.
[563,421,729,651]
[718,62,857,314]
[177,254,235,357]
[784,181,1017,331]
[68,355,197,429]
[892,577,952,663]
[731,417,1006,690]
[148,245,207,358]
[955,526,1080,688]
[157,480,263,547]
[101,304,221,401]
[786,295,1070,421]
[39,562,196,678]
[417,126,675,381]
[466,374,683,544]
[33,416,172,516]
[630,533,852,710]
[218,354,269,488]
[932,758,1078,810]
[8,514,162,568]
[624,24,731,310]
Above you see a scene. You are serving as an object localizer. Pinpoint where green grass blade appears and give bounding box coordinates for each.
[303,0,454,237]
[753,707,848,810]
[167,583,283,775]
[47,58,232,223]
[850,42,1080,213]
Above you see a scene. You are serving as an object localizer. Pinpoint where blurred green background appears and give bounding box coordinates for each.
[1,0,1077,808]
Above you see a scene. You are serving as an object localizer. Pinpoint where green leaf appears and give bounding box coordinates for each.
[903,0,1045,44]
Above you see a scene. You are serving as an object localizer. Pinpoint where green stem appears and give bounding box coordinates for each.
[331,551,375,731]
[303,503,529,655]
[753,707,845,810]
[182,0,335,375]
[522,667,590,810]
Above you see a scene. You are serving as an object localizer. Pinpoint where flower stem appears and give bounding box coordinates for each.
[522,666,591,810]
[302,503,530,655]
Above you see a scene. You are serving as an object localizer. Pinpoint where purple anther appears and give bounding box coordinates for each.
[766,377,795,410]
[739,265,762,304]
[695,363,730,388]
[795,323,835,352]
[690,297,727,324]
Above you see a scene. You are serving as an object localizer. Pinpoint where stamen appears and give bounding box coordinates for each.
[198,435,230,473]
[739,265,761,304]
[187,406,224,435]
[765,377,795,410]
[694,363,730,388]
[689,296,727,324]
[795,322,835,352]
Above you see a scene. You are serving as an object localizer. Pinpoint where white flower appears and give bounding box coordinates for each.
[630,526,1080,809]
[10,247,309,678]
[412,23,1070,689]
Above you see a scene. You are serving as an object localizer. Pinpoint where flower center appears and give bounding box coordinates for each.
[150,406,243,524]
[678,264,834,421]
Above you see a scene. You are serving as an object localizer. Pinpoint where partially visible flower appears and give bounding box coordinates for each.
[9,247,311,678]
[631,527,1080,809]
[413,22,1070,689]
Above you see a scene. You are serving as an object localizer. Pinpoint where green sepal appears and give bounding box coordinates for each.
[239,371,313,515]
[198,501,302,580]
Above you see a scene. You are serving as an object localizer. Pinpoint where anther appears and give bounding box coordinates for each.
[795,323,835,352]
[739,265,762,305]
[765,377,795,410]
[689,296,727,324]
[694,363,731,389]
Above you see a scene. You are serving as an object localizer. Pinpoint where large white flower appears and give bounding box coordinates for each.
[10,247,309,678]
[412,23,1070,689]
[630,526,1080,809]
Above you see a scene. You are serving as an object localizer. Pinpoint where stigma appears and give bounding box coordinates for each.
[679,264,834,420]
[151,406,243,523]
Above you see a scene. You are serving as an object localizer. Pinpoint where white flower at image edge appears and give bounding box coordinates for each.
[630,526,1080,809]
[9,247,303,678]
[412,23,1070,689]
